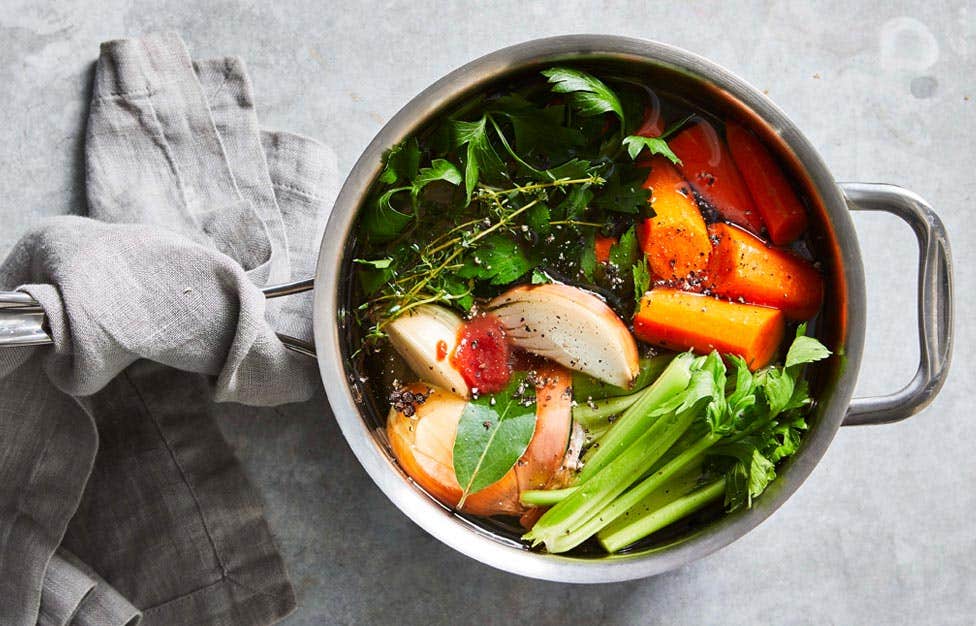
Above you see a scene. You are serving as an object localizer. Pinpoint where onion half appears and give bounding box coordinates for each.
[387,365,573,516]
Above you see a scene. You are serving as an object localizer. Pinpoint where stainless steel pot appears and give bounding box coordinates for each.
[0,36,953,582]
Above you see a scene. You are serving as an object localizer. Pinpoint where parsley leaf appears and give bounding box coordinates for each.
[451,116,507,204]
[457,233,533,286]
[591,163,651,214]
[632,257,651,304]
[526,203,552,234]
[785,323,833,368]
[453,374,537,507]
[357,264,393,296]
[616,84,649,136]
[556,185,594,221]
[362,186,413,242]
[411,158,463,198]
[439,274,475,312]
[579,229,597,280]
[605,225,642,303]
[541,67,625,127]
[488,95,586,164]
[378,138,420,184]
[364,147,462,243]
[622,135,682,165]
[353,257,393,269]
[608,225,639,268]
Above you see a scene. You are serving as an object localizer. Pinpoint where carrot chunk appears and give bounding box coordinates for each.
[669,119,765,235]
[707,223,824,321]
[633,288,785,370]
[594,235,617,264]
[637,156,711,280]
[726,122,808,245]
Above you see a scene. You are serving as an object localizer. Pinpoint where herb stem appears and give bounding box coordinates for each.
[377,293,451,330]
[659,113,696,141]
[479,177,604,198]
[548,220,604,228]
[425,217,491,251]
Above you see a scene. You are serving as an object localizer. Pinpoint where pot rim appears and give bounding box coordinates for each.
[312,35,866,583]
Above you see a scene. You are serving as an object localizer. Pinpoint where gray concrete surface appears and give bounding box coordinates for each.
[2,1,974,624]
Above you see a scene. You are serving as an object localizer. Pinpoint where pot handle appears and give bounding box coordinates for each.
[840,182,953,426]
[262,278,317,357]
[0,292,50,347]
[0,277,318,356]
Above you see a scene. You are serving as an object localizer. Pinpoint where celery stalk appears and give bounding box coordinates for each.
[572,394,641,428]
[577,352,694,482]
[523,406,698,551]
[583,423,611,445]
[613,458,709,521]
[520,487,578,506]
[598,478,726,553]
[573,354,673,401]
[540,434,719,553]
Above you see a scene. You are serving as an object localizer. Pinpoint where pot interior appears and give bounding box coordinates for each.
[330,44,853,566]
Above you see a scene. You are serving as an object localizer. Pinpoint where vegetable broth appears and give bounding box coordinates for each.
[341,64,836,556]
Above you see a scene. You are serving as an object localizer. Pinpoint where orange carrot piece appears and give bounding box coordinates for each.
[637,156,711,280]
[633,288,785,370]
[669,119,765,235]
[707,223,824,321]
[594,235,617,264]
[726,122,808,245]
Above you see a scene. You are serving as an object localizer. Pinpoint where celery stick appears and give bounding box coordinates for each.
[598,478,726,553]
[583,423,610,445]
[642,426,707,478]
[577,353,694,482]
[541,434,719,553]
[615,459,708,521]
[573,354,673,401]
[572,394,641,428]
[520,487,578,506]
[523,406,697,551]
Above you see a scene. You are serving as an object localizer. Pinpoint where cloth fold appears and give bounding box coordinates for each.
[37,551,97,626]
[0,32,339,626]
[40,549,142,626]
[6,216,318,405]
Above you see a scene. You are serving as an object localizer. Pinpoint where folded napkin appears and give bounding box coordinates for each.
[0,33,338,625]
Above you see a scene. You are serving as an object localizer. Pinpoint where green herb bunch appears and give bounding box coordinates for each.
[353,67,688,343]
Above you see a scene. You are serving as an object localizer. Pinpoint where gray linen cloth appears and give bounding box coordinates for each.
[0,32,337,625]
